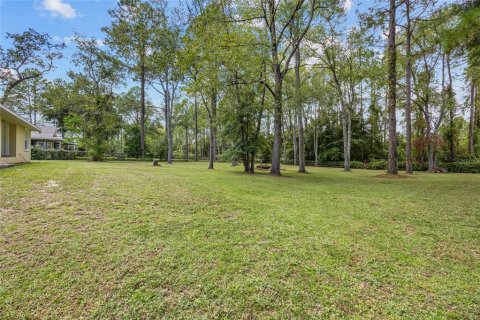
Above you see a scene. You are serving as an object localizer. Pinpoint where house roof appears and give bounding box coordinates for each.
[31,126,63,141]
[0,104,41,132]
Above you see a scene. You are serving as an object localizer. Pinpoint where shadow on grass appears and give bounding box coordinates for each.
[228,170,294,179]
[375,173,411,179]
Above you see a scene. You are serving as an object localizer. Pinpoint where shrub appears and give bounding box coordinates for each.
[412,162,429,171]
[366,160,388,170]
[453,154,478,163]
[442,162,480,173]
[31,147,87,160]
[350,161,367,169]
[397,161,429,172]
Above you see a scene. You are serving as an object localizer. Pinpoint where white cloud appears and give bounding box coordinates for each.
[343,0,353,11]
[95,39,105,47]
[42,0,76,19]
[63,36,75,44]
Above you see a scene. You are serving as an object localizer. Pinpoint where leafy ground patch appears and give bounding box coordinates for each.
[1,161,479,319]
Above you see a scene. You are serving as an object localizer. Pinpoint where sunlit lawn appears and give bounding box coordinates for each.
[1,161,479,319]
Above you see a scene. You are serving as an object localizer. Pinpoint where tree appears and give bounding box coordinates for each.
[3,76,47,124]
[254,0,323,176]
[309,14,366,172]
[69,36,123,160]
[404,0,414,173]
[292,21,307,173]
[150,12,183,164]
[103,0,161,158]
[182,1,224,170]
[441,0,480,156]
[42,79,80,133]
[115,87,156,156]
[386,0,398,174]
[411,21,448,172]
[0,28,64,103]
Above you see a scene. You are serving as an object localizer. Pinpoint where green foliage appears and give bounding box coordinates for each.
[124,124,143,158]
[257,135,273,163]
[366,159,388,170]
[441,1,480,81]
[31,146,86,160]
[69,36,123,161]
[350,160,367,169]
[0,28,65,103]
[219,146,243,163]
[102,0,163,78]
[442,161,480,173]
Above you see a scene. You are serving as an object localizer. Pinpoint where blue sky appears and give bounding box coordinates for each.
[1,0,120,80]
[0,0,188,104]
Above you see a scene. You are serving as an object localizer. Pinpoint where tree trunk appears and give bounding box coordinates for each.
[424,99,435,172]
[208,91,217,170]
[468,83,476,155]
[194,95,199,161]
[185,124,189,160]
[266,112,271,137]
[269,9,283,176]
[140,64,146,158]
[282,124,287,163]
[387,0,398,174]
[427,135,435,172]
[249,152,255,174]
[291,111,298,166]
[243,154,250,173]
[295,45,306,173]
[270,70,283,176]
[314,107,319,167]
[165,80,173,164]
[342,104,351,172]
[446,54,455,162]
[405,0,413,173]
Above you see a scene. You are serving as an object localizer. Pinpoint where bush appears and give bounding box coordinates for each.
[397,161,429,172]
[350,161,367,169]
[366,159,388,170]
[412,162,429,171]
[442,162,480,173]
[453,154,478,163]
[31,147,87,160]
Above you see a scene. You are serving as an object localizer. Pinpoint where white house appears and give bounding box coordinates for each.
[0,104,41,164]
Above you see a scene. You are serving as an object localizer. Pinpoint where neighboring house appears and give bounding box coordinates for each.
[31,126,77,151]
[0,104,41,164]
[31,126,63,150]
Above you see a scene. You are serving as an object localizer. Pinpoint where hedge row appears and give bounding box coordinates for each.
[32,148,88,160]
[286,159,480,173]
[442,162,480,173]
[350,160,480,173]
[349,160,430,171]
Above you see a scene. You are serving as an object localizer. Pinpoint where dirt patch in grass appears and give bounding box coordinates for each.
[45,180,60,188]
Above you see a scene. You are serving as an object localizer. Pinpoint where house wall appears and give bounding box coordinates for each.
[0,114,31,164]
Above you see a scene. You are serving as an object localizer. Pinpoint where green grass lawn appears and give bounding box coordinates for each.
[1,161,479,319]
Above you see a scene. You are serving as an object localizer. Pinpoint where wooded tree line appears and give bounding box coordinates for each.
[1,0,479,175]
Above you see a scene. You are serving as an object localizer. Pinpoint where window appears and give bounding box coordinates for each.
[1,121,9,156]
[24,129,30,151]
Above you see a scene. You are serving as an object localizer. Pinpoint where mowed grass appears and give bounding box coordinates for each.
[1,161,479,319]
